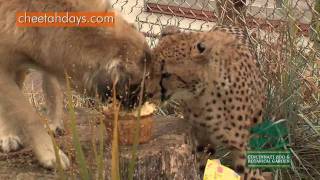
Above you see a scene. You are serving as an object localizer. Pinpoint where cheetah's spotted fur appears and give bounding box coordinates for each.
[150,26,267,180]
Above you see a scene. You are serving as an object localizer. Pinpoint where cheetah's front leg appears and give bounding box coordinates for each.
[0,74,69,169]
[42,73,64,136]
[190,127,216,176]
[231,146,265,180]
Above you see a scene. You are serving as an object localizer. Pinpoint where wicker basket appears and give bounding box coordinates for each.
[104,112,153,145]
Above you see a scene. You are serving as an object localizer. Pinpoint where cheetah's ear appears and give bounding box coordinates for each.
[160,26,181,37]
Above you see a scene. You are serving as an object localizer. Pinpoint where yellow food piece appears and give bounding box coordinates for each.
[103,102,156,117]
[203,159,240,180]
[131,102,156,117]
[102,104,113,113]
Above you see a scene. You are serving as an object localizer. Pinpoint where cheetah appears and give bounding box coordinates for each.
[147,26,266,180]
[211,25,262,63]
[0,0,150,169]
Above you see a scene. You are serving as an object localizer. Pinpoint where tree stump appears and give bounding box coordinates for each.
[115,116,199,180]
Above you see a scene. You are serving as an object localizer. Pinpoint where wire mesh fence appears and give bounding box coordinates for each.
[110,0,320,179]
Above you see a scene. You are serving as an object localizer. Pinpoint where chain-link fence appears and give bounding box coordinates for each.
[110,0,320,179]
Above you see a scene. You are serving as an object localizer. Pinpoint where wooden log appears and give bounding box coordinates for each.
[115,116,199,180]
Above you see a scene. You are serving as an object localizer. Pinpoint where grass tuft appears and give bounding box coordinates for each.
[65,73,91,180]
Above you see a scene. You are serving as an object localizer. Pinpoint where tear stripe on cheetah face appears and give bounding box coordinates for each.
[151,29,266,180]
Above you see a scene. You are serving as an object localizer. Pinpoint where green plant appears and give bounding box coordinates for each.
[127,60,148,180]
[65,73,91,180]
[111,83,120,180]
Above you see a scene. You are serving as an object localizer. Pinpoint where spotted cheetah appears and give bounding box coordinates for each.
[147,26,266,180]
[212,25,263,62]
[211,25,251,45]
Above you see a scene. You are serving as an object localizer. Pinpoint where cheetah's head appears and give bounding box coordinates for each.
[147,26,235,102]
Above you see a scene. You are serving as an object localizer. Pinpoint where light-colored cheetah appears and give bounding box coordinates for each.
[0,0,150,169]
[147,26,267,180]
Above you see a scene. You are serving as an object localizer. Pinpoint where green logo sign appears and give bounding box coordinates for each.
[246,150,292,168]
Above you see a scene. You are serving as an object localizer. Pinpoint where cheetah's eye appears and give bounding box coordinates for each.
[196,42,206,54]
